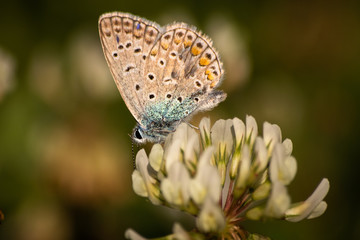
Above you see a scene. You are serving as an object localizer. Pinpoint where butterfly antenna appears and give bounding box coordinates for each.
[128,133,136,169]
[131,140,136,169]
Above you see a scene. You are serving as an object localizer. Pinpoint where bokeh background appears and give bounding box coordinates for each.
[0,0,359,239]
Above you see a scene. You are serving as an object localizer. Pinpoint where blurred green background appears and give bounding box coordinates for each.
[0,0,359,239]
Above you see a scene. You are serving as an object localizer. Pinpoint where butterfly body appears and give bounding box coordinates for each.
[99,12,226,143]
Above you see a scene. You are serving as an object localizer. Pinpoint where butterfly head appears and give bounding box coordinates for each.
[131,124,164,144]
[132,122,175,144]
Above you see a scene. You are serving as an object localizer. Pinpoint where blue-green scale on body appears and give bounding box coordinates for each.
[137,97,197,142]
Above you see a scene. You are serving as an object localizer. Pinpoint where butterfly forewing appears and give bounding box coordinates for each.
[98,12,161,121]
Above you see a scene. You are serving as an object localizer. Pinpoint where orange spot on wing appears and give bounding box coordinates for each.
[199,57,211,66]
[150,49,158,56]
[184,40,192,48]
[161,42,169,50]
[191,46,201,56]
[206,70,215,81]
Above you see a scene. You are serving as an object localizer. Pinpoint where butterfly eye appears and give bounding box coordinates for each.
[134,129,143,140]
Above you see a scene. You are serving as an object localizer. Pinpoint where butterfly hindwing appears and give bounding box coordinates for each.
[142,23,226,123]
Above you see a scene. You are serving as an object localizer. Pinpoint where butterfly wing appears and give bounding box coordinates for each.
[140,23,226,125]
[99,12,226,143]
[98,12,162,122]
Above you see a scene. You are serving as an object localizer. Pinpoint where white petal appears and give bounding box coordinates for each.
[307,201,327,219]
[270,144,297,185]
[211,119,234,158]
[131,170,148,197]
[173,223,191,240]
[165,123,199,172]
[149,144,163,172]
[254,137,268,173]
[195,166,221,204]
[124,228,148,240]
[246,115,258,147]
[285,178,329,222]
[164,139,182,172]
[189,179,207,205]
[161,162,191,206]
[234,145,251,195]
[164,123,188,155]
[252,181,271,201]
[229,150,241,179]
[264,181,290,218]
[174,122,198,150]
[173,123,189,144]
[190,147,221,204]
[196,197,225,233]
[282,138,293,156]
[135,149,161,205]
[284,156,297,183]
[161,179,177,204]
[232,117,245,148]
[263,122,282,154]
[135,149,148,173]
[135,149,154,186]
[184,130,200,166]
[222,157,232,208]
[170,162,191,205]
[197,147,214,170]
[199,117,211,147]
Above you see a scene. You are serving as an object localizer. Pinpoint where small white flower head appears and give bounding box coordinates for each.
[126,117,329,240]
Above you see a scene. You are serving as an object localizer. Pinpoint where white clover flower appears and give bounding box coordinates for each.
[127,116,329,240]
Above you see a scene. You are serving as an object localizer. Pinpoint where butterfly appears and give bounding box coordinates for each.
[98,12,226,144]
